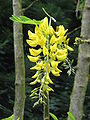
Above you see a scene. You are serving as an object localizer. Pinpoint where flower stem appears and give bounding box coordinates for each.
[43,35,50,120]
[43,93,49,120]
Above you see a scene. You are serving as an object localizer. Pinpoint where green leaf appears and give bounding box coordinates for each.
[19,16,32,21]
[49,112,58,120]
[67,112,75,120]
[10,15,43,25]
[10,15,21,23]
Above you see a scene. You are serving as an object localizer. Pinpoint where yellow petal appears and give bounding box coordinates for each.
[26,39,38,47]
[51,60,60,68]
[47,86,54,92]
[39,17,48,32]
[56,54,67,61]
[50,52,56,60]
[51,69,60,76]
[37,61,43,68]
[30,61,43,70]
[56,48,67,55]
[43,62,50,73]
[50,43,57,53]
[46,73,53,84]
[27,55,39,62]
[65,45,74,51]
[28,30,36,40]
[50,35,56,45]
[39,35,46,48]
[30,79,38,85]
[43,45,48,56]
[48,26,55,35]
[56,25,68,36]
[32,71,39,78]
[55,67,62,73]
[29,48,42,56]
[30,78,40,85]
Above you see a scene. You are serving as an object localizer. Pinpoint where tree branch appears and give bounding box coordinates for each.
[67,26,81,35]
[22,0,39,13]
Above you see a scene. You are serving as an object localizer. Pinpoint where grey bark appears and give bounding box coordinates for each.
[68,0,90,120]
[13,0,25,120]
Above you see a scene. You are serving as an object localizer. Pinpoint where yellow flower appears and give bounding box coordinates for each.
[26,39,38,47]
[32,71,39,79]
[38,35,46,48]
[50,43,57,53]
[50,52,56,60]
[51,60,60,68]
[56,48,67,55]
[43,62,50,73]
[43,45,48,56]
[29,48,42,56]
[30,61,43,70]
[56,25,68,37]
[51,69,60,76]
[55,67,62,73]
[56,36,64,45]
[65,45,74,51]
[35,25,43,38]
[46,73,53,84]
[30,78,40,85]
[27,55,39,62]
[48,26,55,35]
[28,30,36,40]
[66,38,70,44]
[46,86,54,92]
[30,79,38,85]
[39,17,48,32]
[37,61,43,67]
[56,54,67,61]
[51,60,62,73]
[50,35,56,45]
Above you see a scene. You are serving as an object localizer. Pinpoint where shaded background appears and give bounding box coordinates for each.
[0,0,90,119]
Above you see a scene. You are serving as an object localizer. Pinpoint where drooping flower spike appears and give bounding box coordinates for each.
[26,17,73,105]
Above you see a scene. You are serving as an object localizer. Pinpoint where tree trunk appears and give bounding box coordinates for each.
[13,0,25,120]
[68,0,90,120]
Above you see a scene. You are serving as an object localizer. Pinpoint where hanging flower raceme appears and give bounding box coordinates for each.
[26,17,73,105]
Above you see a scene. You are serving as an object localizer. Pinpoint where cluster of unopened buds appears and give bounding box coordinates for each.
[26,17,73,105]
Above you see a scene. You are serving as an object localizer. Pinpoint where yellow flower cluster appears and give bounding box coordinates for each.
[26,17,73,100]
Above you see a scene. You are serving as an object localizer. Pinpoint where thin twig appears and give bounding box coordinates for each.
[67,26,81,35]
[22,0,39,13]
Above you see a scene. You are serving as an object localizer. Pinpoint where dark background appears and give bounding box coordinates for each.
[0,0,90,119]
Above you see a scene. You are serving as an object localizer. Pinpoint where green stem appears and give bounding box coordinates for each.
[43,34,50,120]
[43,93,49,120]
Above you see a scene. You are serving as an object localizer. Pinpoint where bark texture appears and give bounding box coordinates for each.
[68,0,90,120]
[13,0,25,120]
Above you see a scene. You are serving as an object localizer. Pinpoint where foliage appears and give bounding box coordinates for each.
[49,112,58,120]
[10,15,43,25]
[49,112,75,120]
[0,0,90,120]
[67,112,75,120]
